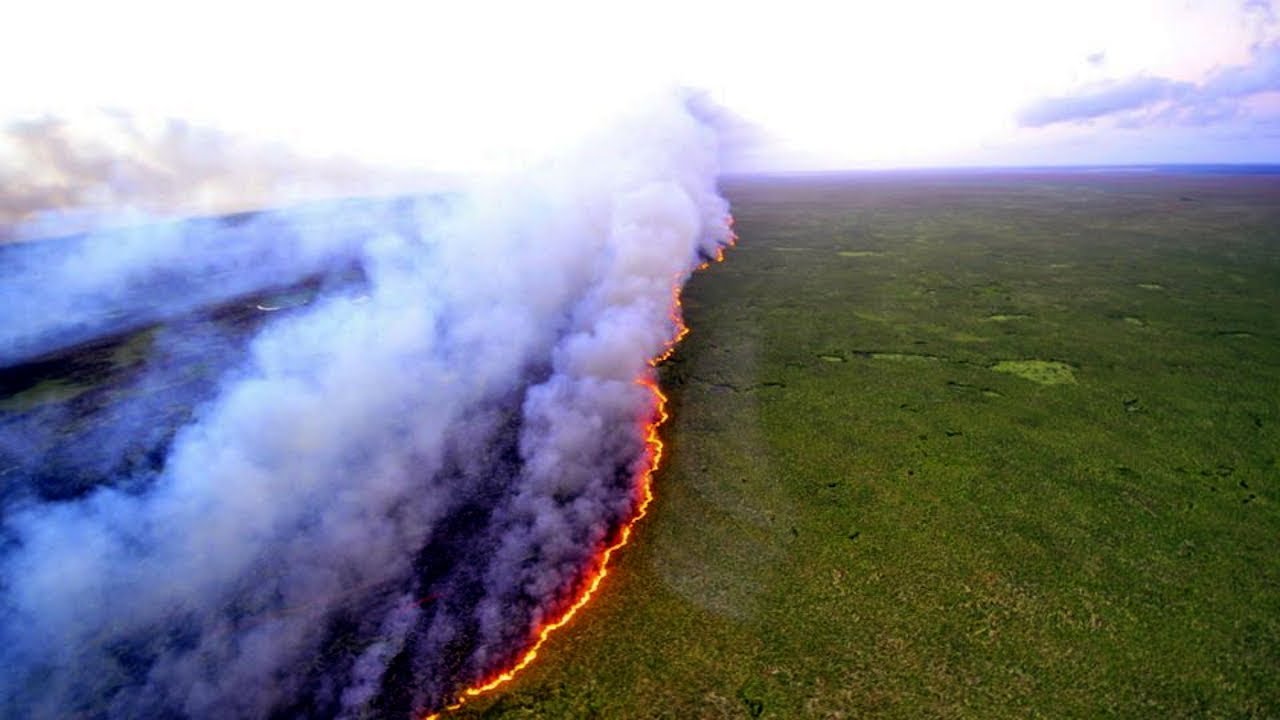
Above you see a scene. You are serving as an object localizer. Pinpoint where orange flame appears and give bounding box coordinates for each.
[698,215,738,270]
[425,379,664,719]
[425,216,734,719]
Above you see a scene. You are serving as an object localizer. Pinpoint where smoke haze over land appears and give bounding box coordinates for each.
[0,93,732,718]
[0,110,447,242]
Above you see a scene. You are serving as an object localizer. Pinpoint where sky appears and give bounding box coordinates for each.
[2,0,1278,199]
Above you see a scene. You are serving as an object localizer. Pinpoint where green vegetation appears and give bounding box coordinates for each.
[990,360,1077,385]
[0,378,93,412]
[459,173,1280,718]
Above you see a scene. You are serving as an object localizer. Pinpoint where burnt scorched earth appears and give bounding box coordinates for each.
[0,201,643,719]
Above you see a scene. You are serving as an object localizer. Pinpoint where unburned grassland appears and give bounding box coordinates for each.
[460,172,1280,718]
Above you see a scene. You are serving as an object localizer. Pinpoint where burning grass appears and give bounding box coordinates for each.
[7,172,1277,718]
[451,171,1280,718]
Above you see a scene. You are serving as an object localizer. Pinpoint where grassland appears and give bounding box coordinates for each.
[456,171,1280,718]
[3,172,1277,718]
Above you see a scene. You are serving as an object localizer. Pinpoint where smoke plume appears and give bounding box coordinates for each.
[0,93,732,718]
[0,110,442,241]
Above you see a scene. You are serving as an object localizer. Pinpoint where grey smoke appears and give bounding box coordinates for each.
[0,110,452,365]
[0,93,732,718]
[0,111,441,241]
[0,201,382,365]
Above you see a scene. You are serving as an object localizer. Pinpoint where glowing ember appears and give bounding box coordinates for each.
[426,216,735,719]
[425,376,664,719]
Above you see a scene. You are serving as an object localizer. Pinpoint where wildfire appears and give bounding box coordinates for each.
[426,216,734,719]
[425,377,665,719]
[698,215,737,271]
[649,285,690,367]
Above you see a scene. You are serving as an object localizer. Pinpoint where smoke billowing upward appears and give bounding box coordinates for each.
[0,94,732,718]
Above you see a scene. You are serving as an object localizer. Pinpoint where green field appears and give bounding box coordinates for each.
[457,172,1280,718]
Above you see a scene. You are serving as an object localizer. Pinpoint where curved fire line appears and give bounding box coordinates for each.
[425,218,735,719]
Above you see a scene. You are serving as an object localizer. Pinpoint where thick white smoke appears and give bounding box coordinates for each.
[0,203,376,365]
[0,110,453,365]
[0,93,731,718]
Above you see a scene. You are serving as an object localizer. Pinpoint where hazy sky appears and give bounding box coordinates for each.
[3,0,1279,173]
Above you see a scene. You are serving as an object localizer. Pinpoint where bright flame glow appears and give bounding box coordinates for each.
[422,382,662,720]
[426,219,735,718]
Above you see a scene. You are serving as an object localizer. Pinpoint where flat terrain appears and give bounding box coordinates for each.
[456,171,1280,718]
[3,172,1277,717]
